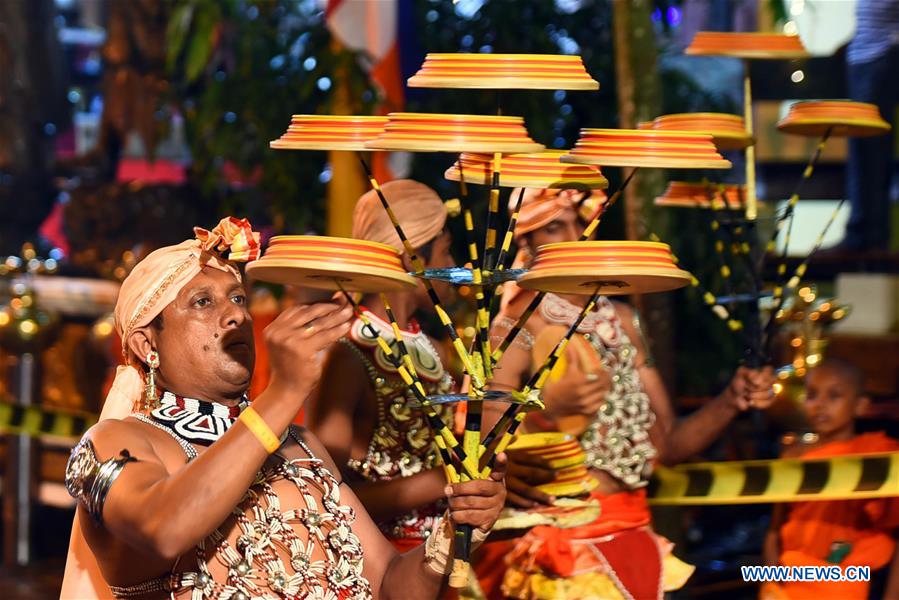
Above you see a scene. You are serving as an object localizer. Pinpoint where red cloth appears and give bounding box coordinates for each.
[115,158,186,185]
[389,536,424,553]
[469,488,656,599]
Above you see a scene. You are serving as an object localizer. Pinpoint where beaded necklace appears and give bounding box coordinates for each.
[148,391,249,446]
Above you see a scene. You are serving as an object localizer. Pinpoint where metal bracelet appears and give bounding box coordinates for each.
[65,438,137,523]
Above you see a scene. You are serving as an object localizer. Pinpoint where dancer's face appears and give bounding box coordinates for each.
[131,267,255,403]
[804,366,868,439]
[528,206,582,250]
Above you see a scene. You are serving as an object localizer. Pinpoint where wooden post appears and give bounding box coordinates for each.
[326,43,367,237]
[612,0,674,386]
[2,353,38,566]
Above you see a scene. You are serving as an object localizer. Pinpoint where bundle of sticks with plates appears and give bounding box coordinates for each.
[645,32,892,368]
[251,50,782,585]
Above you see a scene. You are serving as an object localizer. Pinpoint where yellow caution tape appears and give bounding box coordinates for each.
[0,400,96,440]
[648,452,899,505]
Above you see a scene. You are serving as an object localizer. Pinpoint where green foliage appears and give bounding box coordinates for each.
[166,0,375,232]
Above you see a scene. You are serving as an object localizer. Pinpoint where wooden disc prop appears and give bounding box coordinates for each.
[445,150,608,189]
[685,32,809,59]
[777,100,891,138]
[650,113,753,151]
[654,181,747,210]
[407,53,599,90]
[366,113,544,153]
[270,115,389,151]
[507,432,598,497]
[518,241,691,295]
[246,236,417,292]
[538,468,600,497]
[562,129,732,169]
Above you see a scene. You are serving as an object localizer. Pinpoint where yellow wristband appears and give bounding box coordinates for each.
[239,406,281,453]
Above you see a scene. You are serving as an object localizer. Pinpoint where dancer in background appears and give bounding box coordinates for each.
[471,189,776,600]
[308,180,459,551]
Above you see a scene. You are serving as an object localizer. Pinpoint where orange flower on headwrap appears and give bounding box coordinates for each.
[193,217,261,262]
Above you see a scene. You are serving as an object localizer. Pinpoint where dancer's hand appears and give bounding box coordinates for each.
[264,298,353,393]
[446,454,507,533]
[504,449,558,508]
[726,365,777,411]
[541,367,612,421]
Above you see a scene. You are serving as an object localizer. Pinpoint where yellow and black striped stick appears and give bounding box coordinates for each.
[481,290,600,475]
[648,232,744,333]
[380,294,463,483]
[337,285,475,478]
[386,287,480,587]
[479,401,518,457]
[477,153,505,377]
[525,290,600,392]
[432,435,460,484]
[492,171,635,363]
[454,160,492,377]
[491,291,546,364]
[764,127,833,278]
[703,183,738,309]
[725,184,753,260]
[495,186,526,272]
[380,294,425,394]
[763,194,848,354]
[457,178,487,477]
[357,154,482,388]
[648,233,760,362]
[649,451,899,505]
[711,184,755,272]
[579,167,639,241]
[483,152,503,272]
[0,400,96,440]
[457,151,499,584]
[459,195,493,378]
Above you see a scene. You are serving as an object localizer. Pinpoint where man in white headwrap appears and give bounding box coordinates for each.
[61,216,507,599]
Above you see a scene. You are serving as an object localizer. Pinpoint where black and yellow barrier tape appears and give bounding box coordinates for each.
[648,451,899,505]
[0,400,97,440]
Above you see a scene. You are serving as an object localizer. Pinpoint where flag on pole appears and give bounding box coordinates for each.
[325,0,408,182]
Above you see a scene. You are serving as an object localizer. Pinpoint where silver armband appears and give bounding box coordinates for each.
[65,437,136,523]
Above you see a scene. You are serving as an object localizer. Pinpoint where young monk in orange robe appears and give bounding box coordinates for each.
[763,359,899,600]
